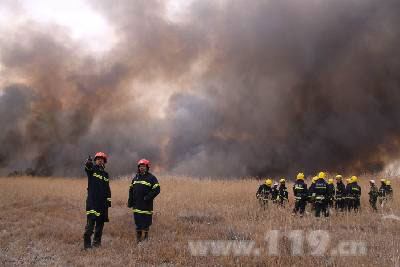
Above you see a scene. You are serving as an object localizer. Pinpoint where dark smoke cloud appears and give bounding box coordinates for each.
[1,0,400,177]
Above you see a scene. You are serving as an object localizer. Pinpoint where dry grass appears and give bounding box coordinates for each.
[0,175,399,266]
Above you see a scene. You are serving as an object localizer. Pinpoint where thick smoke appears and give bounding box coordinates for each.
[1,0,400,177]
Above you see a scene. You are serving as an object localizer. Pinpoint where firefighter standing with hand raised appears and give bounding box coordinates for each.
[83,152,111,250]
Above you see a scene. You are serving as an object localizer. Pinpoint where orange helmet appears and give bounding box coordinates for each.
[94,152,107,163]
[138,159,150,168]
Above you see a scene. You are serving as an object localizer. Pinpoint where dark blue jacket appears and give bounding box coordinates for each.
[128,172,160,214]
[85,164,111,222]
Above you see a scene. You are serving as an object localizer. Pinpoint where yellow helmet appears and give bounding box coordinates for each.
[351,176,358,183]
[385,179,391,185]
[328,178,334,184]
[265,179,273,186]
[346,178,351,184]
[312,176,318,183]
[279,178,286,183]
[335,175,342,180]
[297,172,305,180]
[318,172,326,179]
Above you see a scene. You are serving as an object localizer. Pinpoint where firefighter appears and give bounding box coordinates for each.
[278,178,289,206]
[271,182,279,203]
[368,180,379,211]
[347,176,361,212]
[83,152,111,250]
[344,178,352,211]
[327,178,335,209]
[378,179,387,208]
[385,179,393,200]
[313,172,329,217]
[335,175,346,212]
[128,159,160,243]
[256,179,273,208]
[308,176,318,211]
[292,173,308,216]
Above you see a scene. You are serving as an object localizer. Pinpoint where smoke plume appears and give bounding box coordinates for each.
[1,0,400,178]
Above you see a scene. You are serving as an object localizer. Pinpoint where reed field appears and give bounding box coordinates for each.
[0,175,399,266]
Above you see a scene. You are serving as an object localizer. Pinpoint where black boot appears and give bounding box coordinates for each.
[136,230,142,243]
[83,234,92,250]
[93,231,102,247]
[92,238,101,248]
[143,230,149,241]
[83,218,96,250]
[92,220,104,247]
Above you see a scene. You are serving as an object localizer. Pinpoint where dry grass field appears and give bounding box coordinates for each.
[0,175,399,266]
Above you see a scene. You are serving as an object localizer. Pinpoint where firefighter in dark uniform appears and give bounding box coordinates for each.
[368,180,379,211]
[308,176,318,211]
[347,176,361,212]
[256,179,273,208]
[327,178,335,209]
[334,175,346,212]
[378,179,387,208]
[83,152,111,249]
[345,178,352,211]
[271,182,279,204]
[278,178,289,206]
[128,159,160,243]
[313,172,329,217]
[292,173,308,216]
[385,180,393,200]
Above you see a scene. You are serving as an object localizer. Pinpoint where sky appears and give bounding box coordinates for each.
[0,0,188,98]
[0,0,190,53]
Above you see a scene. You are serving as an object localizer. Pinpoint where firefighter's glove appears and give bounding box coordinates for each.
[85,160,93,169]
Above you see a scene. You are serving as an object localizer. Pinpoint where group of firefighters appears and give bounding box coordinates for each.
[82,152,395,250]
[256,172,394,217]
[83,152,160,250]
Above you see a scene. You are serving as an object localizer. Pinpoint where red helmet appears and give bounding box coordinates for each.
[94,152,108,163]
[137,159,150,168]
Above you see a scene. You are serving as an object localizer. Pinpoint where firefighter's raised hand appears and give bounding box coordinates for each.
[85,155,93,169]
